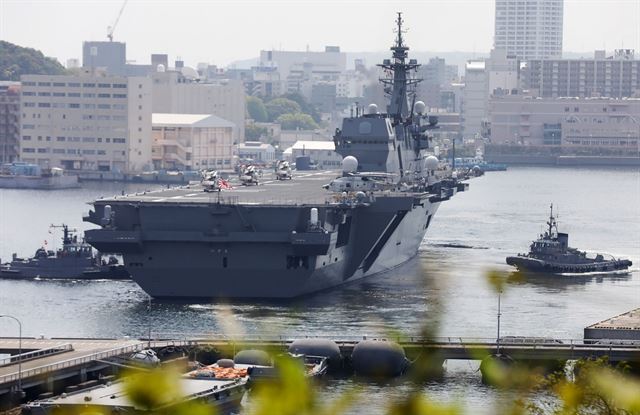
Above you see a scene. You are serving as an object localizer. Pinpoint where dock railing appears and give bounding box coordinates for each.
[0,343,73,367]
[0,342,148,386]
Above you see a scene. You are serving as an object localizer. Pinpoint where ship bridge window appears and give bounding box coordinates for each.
[358,121,372,134]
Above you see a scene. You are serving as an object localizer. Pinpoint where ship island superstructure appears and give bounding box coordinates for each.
[83,14,469,299]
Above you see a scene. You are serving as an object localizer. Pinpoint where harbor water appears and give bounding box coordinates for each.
[0,166,639,413]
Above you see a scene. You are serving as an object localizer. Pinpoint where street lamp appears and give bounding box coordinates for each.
[0,314,23,395]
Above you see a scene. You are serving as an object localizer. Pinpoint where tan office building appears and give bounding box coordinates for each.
[152,113,235,171]
[489,95,640,151]
[19,74,152,172]
[151,71,245,141]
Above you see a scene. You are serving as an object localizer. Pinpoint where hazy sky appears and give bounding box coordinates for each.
[1,0,639,67]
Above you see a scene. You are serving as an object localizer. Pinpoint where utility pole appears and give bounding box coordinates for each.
[0,315,23,397]
[496,290,502,355]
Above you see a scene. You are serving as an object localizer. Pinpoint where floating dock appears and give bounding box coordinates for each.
[584,308,640,342]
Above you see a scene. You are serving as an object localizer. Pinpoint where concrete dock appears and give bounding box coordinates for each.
[584,308,640,342]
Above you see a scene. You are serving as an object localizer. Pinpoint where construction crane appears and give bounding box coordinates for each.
[107,0,128,42]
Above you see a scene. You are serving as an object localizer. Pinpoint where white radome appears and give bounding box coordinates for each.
[425,155,439,171]
[414,101,426,114]
[342,156,358,173]
[368,103,379,114]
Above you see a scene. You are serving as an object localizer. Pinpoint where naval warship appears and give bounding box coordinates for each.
[83,14,469,299]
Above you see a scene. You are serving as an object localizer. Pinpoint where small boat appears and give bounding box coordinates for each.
[0,224,130,280]
[23,375,246,414]
[506,205,632,274]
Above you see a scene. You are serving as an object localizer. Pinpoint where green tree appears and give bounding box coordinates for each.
[246,96,268,122]
[0,41,67,81]
[265,98,301,122]
[281,92,322,123]
[276,113,319,130]
[245,123,269,140]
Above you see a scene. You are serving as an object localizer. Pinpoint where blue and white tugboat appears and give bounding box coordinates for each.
[506,205,632,274]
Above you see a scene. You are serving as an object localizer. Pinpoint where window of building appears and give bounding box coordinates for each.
[97,115,110,121]
[84,104,96,109]
[22,135,31,141]
[113,138,126,143]
[37,148,48,153]
[97,150,106,155]
[97,104,111,109]
[113,83,127,88]
[22,92,36,96]
[82,115,93,120]
[83,93,95,98]
[98,93,111,98]
[52,82,66,87]
[82,137,96,142]
[113,93,127,98]
[23,102,35,107]
[38,103,50,107]
[69,103,80,108]
[52,149,65,154]
[113,104,126,110]
[38,92,50,96]
[83,83,95,87]
[37,82,51,86]
[23,148,35,153]
[67,149,77,154]
[82,149,95,154]
[68,82,80,87]
[22,81,36,86]
[98,83,111,88]
[23,124,35,129]
[56,136,65,141]
[68,92,81,97]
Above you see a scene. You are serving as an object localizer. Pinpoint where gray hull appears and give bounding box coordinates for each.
[123,201,439,299]
[84,178,450,299]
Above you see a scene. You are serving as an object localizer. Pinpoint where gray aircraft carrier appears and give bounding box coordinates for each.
[83,14,469,299]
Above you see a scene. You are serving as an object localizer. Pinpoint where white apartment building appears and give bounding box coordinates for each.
[462,61,488,138]
[489,95,640,151]
[151,71,245,141]
[19,74,151,172]
[151,113,235,171]
[494,0,563,60]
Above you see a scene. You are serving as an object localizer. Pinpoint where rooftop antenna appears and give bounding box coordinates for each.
[107,0,128,42]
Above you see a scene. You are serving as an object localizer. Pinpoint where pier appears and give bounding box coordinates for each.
[1,335,639,405]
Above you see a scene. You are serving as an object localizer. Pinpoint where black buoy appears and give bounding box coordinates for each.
[234,349,271,366]
[288,339,342,369]
[351,340,409,378]
[216,358,235,368]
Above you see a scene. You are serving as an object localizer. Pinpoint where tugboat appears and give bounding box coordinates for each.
[0,224,130,280]
[506,205,632,274]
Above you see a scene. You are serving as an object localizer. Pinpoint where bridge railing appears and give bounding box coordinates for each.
[144,333,640,349]
[0,343,73,367]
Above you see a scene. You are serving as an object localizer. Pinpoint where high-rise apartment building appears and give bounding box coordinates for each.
[522,49,640,98]
[494,0,563,60]
[19,74,152,172]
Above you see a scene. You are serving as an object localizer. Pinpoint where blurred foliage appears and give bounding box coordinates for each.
[34,269,640,415]
[0,41,67,81]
